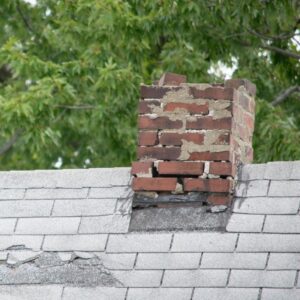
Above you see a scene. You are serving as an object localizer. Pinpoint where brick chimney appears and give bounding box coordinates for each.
[131,73,256,207]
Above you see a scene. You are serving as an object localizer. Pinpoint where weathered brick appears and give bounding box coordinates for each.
[191,86,235,100]
[209,162,233,176]
[225,78,256,96]
[63,287,127,300]
[43,234,108,251]
[140,85,177,99]
[132,177,177,191]
[131,161,153,176]
[16,217,81,234]
[106,233,172,253]
[127,288,192,300]
[164,102,208,114]
[184,178,232,193]
[138,100,160,114]
[163,269,228,287]
[243,112,254,132]
[171,233,237,252]
[158,161,204,175]
[228,270,296,288]
[138,131,158,146]
[239,93,252,111]
[193,288,259,300]
[186,117,232,130]
[158,72,187,86]
[201,253,267,269]
[137,147,180,160]
[207,194,232,205]
[159,132,204,146]
[139,116,183,130]
[135,253,201,270]
[188,151,231,161]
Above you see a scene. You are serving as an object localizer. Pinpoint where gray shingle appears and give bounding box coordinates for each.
[26,188,88,199]
[52,199,117,216]
[0,285,63,300]
[171,233,237,252]
[0,235,43,251]
[89,187,132,199]
[0,189,25,200]
[264,162,293,180]
[239,164,266,181]
[0,168,131,188]
[79,215,130,233]
[264,215,300,233]
[62,287,126,300]
[163,270,228,287]
[106,234,172,253]
[269,181,300,196]
[268,253,300,270]
[0,200,53,217]
[15,217,81,234]
[95,253,136,270]
[237,234,300,252]
[233,197,300,214]
[261,289,300,300]
[229,270,296,287]
[0,219,17,234]
[246,180,269,197]
[43,234,108,251]
[226,214,264,232]
[201,253,267,269]
[127,288,192,300]
[111,270,163,287]
[135,253,201,270]
[235,182,248,197]
[290,161,300,179]
[193,288,259,300]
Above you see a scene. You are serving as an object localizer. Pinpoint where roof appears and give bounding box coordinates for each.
[0,161,300,299]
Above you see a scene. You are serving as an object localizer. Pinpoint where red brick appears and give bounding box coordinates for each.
[158,73,187,86]
[209,162,233,176]
[131,161,153,176]
[137,147,180,160]
[190,87,235,100]
[138,100,160,114]
[140,85,180,99]
[186,117,232,130]
[132,177,177,191]
[243,112,254,132]
[160,132,204,146]
[212,132,230,145]
[164,102,209,114]
[184,178,232,193]
[158,161,204,175]
[139,116,182,130]
[225,79,256,96]
[207,193,232,205]
[188,151,232,161]
[138,131,158,146]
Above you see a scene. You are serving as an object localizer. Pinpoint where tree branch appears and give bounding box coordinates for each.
[0,129,23,156]
[272,85,300,106]
[16,0,36,35]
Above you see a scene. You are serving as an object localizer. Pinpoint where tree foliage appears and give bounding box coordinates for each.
[0,0,300,169]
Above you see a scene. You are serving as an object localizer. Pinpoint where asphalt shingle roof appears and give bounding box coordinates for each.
[0,161,300,299]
